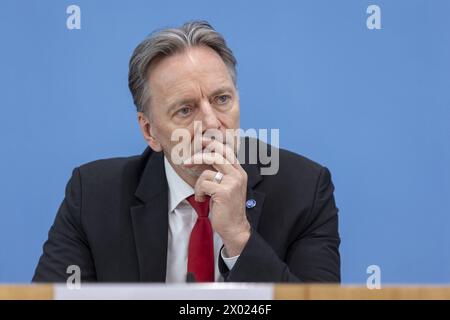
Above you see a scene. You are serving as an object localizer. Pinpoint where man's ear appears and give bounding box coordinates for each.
[137,112,162,152]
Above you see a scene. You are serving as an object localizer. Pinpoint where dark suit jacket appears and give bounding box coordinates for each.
[33,139,340,283]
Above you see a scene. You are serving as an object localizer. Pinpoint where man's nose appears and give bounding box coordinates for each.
[198,100,220,130]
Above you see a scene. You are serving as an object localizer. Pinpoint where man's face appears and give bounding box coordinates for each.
[139,45,240,181]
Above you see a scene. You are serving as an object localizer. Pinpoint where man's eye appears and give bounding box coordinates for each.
[214,95,231,105]
[176,106,192,117]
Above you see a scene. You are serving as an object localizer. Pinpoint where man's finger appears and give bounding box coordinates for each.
[183,152,235,175]
[194,170,220,201]
[201,138,239,169]
[195,178,221,202]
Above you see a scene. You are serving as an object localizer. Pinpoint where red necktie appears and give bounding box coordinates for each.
[186,195,214,282]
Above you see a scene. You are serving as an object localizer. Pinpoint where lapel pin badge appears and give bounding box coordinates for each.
[246,199,256,209]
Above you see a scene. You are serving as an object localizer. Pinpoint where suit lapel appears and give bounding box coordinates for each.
[130,150,169,282]
[241,161,265,230]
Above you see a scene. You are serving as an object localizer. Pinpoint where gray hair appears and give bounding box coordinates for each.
[128,20,237,114]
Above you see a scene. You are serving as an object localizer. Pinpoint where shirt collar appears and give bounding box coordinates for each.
[164,156,194,213]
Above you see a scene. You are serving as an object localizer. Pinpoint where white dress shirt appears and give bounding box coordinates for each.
[164,157,239,283]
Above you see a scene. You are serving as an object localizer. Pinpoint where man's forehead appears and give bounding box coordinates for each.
[151,49,230,84]
[149,48,234,102]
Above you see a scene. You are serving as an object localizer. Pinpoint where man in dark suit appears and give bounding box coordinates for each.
[33,21,340,283]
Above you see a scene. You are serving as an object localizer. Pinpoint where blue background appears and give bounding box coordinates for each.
[1,0,449,284]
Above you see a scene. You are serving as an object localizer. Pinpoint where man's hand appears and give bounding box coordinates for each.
[183,139,250,257]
